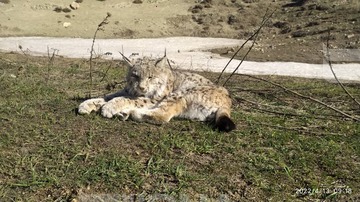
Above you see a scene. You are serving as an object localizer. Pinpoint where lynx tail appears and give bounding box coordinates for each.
[215,108,236,132]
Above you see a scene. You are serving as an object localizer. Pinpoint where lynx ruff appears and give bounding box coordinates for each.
[78,56,236,132]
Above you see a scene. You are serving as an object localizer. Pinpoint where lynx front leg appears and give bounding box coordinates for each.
[101,97,154,120]
[78,98,106,114]
[78,89,128,115]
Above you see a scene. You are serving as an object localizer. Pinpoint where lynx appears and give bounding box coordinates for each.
[78,56,236,132]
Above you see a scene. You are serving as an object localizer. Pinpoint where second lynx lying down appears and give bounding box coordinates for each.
[78,56,236,132]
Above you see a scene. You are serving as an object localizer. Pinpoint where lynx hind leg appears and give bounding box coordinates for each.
[78,98,106,115]
[139,96,187,124]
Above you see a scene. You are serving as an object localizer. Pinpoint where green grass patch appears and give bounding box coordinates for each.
[0,52,359,201]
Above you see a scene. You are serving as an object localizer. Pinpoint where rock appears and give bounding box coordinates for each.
[53,6,63,13]
[190,5,203,13]
[133,0,143,4]
[62,7,72,13]
[292,30,308,38]
[305,21,319,27]
[70,2,80,10]
[346,34,355,39]
[315,4,329,11]
[273,21,288,29]
[227,14,238,25]
[273,21,291,34]
[63,22,71,28]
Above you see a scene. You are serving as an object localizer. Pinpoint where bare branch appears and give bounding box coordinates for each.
[325,30,360,108]
[216,8,276,85]
[256,122,343,136]
[118,51,131,64]
[235,74,359,121]
[89,13,111,98]
[236,96,342,121]
[46,46,59,83]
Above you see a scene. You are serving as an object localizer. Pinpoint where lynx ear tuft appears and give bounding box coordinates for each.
[119,51,133,68]
[155,56,170,69]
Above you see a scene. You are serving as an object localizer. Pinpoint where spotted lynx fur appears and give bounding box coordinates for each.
[78,56,236,132]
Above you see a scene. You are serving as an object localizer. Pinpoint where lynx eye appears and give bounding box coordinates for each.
[148,76,153,80]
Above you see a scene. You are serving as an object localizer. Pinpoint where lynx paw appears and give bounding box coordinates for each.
[101,102,130,120]
[101,102,119,118]
[78,98,106,114]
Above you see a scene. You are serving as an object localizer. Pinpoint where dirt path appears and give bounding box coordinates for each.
[1,0,359,64]
[1,36,359,82]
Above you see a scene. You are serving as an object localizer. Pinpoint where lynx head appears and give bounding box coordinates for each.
[124,56,173,99]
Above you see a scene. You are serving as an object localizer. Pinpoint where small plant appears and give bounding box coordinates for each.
[88,12,112,97]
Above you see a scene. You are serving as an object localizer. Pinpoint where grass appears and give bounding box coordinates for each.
[0,52,359,201]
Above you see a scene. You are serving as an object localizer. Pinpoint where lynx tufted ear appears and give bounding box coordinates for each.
[155,56,171,69]
[119,51,133,68]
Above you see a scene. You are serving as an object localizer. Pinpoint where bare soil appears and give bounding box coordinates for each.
[0,0,359,63]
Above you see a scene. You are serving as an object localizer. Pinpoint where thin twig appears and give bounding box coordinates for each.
[216,8,275,85]
[100,60,113,82]
[89,12,111,98]
[236,96,342,120]
[46,46,59,83]
[118,51,131,64]
[236,74,360,121]
[222,9,276,87]
[325,30,360,108]
[256,122,343,136]
[18,45,28,57]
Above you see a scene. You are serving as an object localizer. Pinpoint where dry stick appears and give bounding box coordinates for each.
[18,45,28,57]
[215,38,252,84]
[99,61,113,82]
[325,31,360,108]
[215,12,269,85]
[118,51,132,64]
[257,122,342,136]
[216,8,275,85]
[46,46,58,83]
[236,97,342,120]
[237,73,360,121]
[222,10,275,86]
[88,12,111,98]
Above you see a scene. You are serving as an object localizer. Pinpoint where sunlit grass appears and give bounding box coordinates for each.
[0,52,359,201]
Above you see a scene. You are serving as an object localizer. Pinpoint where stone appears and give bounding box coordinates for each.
[70,2,80,10]
[346,34,355,39]
[63,22,71,28]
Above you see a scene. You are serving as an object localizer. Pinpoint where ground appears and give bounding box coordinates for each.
[0,0,359,201]
[0,52,359,201]
[0,0,359,63]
